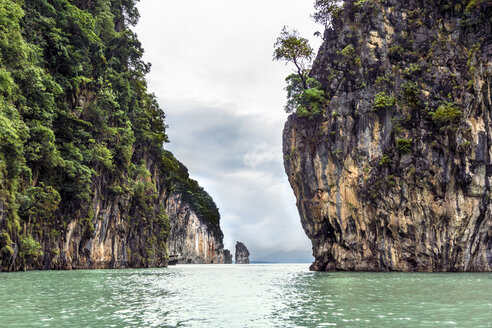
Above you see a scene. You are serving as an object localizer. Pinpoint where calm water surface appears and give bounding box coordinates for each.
[1,264,491,327]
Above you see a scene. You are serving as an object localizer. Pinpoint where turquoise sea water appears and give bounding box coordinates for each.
[1,264,491,327]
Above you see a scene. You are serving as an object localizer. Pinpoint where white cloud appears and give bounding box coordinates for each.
[243,143,278,168]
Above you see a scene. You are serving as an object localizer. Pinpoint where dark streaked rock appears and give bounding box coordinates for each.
[235,242,250,264]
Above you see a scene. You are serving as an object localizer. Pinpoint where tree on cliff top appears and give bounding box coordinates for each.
[273,26,313,90]
[273,27,326,117]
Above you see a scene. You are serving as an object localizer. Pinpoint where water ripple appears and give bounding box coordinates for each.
[1,265,492,327]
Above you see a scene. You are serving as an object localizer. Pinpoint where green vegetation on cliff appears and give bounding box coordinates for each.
[0,0,220,271]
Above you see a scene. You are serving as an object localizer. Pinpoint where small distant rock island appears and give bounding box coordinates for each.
[235,242,250,264]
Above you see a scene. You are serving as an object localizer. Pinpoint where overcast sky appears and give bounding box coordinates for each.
[134,1,323,262]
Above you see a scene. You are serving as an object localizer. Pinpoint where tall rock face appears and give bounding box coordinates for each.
[57,152,230,270]
[0,0,229,271]
[283,0,492,271]
[167,193,228,264]
[235,241,250,264]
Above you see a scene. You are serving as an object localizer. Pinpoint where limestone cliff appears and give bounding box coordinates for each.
[3,149,230,271]
[235,241,250,264]
[167,193,231,264]
[283,0,492,271]
[0,0,229,271]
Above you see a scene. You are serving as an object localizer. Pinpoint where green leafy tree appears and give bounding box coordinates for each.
[284,74,325,116]
[273,26,313,89]
[19,235,43,266]
[274,27,327,117]
[18,183,61,226]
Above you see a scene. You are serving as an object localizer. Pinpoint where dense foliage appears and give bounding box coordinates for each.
[0,0,220,270]
[284,74,326,118]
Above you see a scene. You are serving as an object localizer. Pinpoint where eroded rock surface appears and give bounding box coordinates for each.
[235,242,250,264]
[283,0,492,271]
[167,193,229,264]
[34,154,230,270]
